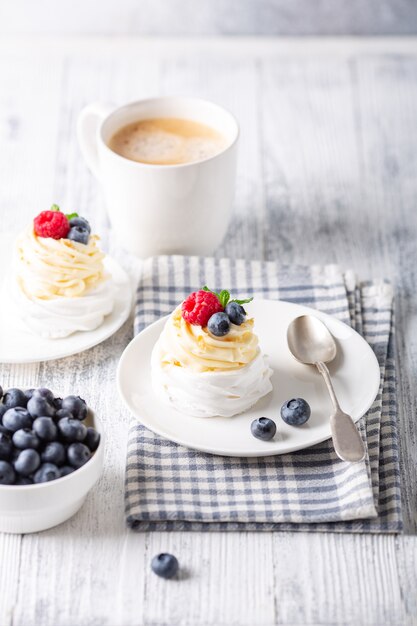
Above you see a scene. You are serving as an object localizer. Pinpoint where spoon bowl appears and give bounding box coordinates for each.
[287,314,337,366]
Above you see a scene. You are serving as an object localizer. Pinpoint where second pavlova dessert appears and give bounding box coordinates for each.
[151,287,273,417]
[12,204,116,338]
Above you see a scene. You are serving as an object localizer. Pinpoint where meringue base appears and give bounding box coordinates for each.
[10,279,116,339]
[151,347,273,418]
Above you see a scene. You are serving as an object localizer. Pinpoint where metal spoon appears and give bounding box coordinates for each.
[287,315,366,463]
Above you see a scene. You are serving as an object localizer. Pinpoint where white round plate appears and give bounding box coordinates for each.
[0,235,132,364]
[117,299,380,457]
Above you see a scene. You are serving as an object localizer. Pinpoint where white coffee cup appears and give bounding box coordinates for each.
[77,97,239,258]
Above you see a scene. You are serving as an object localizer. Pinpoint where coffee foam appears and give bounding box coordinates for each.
[108,117,227,165]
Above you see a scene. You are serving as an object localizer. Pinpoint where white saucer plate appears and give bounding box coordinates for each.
[117,299,380,457]
[0,236,132,363]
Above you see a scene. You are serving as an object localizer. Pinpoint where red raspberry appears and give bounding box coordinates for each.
[33,210,70,239]
[181,290,223,326]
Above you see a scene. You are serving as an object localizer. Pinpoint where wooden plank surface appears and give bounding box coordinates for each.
[0,38,416,626]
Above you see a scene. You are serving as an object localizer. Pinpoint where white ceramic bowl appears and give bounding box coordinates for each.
[0,410,104,534]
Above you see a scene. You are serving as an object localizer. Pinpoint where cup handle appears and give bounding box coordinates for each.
[77,102,112,181]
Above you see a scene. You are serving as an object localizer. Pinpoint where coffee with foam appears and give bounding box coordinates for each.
[108,117,227,166]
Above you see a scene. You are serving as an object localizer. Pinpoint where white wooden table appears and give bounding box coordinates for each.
[1,37,417,626]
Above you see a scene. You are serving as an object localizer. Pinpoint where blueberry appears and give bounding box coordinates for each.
[14,449,41,476]
[225,301,246,325]
[151,553,179,579]
[53,397,63,410]
[58,417,87,443]
[3,407,32,432]
[54,408,73,421]
[207,312,231,337]
[0,460,15,485]
[15,475,34,485]
[33,387,55,403]
[33,463,60,483]
[0,404,8,420]
[67,442,91,469]
[250,417,277,441]
[41,441,66,466]
[33,416,57,441]
[69,216,91,233]
[0,433,13,460]
[61,396,87,420]
[3,388,27,408]
[67,226,89,245]
[24,388,35,401]
[59,465,75,478]
[84,427,100,452]
[27,395,55,418]
[280,398,311,426]
[12,428,40,450]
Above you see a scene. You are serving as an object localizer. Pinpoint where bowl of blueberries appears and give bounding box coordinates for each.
[0,385,104,534]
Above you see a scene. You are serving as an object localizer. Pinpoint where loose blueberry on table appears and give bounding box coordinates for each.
[151,553,179,579]
[181,285,253,336]
[0,386,100,485]
[280,398,311,426]
[251,417,277,441]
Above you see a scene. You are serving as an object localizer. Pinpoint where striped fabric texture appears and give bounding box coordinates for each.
[125,256,402,533]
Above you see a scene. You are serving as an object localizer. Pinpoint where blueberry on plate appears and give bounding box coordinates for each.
[84,427,100,452]
[250,417,277,441]
[151,553,179,579]
[61,396,87,421]
[33,463,60,483]
[14,449,41,476]
[27,395,55,418]
[67,226,89,245]
[41,441,66,466]
[33,416,58,441]
[12,428,40,450]
[207,312,230,337]
[58,417,87,443]
[67,442,91,469]
[2,388,27,408]
[225,301,246,325]
[3,407,32,432]
[69,216,91,234]
[59,465,75,478]
[280,398,311,426]
[0,432,13,460]
[0,460,16,485]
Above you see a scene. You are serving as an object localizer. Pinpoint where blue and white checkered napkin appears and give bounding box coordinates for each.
[125,256,402,533]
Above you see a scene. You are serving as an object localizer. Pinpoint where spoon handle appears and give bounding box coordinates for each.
[316,361,366,463]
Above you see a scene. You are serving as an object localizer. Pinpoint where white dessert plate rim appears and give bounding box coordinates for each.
[0,234,133,364]
[117,299,380,457]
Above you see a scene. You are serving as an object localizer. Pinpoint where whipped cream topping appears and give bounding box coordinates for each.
[156,306,259,373]
[15,227,106,299]
[151,307,273,417]
[11,227,115,338]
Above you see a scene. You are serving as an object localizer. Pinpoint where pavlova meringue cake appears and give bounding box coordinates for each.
[11,204,116,338]
[151,287,273,417]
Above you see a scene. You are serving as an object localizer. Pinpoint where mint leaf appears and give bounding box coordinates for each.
[219,290,230,308]
[50,204,60,212]
[66,212,79,220]
[202,285,220,297]
[231,297,253,305]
